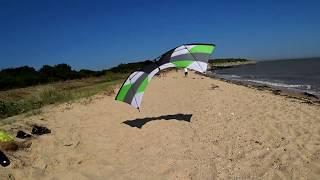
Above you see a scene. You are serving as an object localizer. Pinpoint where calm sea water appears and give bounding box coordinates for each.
[212,58,320,95]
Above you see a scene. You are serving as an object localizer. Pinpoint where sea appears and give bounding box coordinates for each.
[211,58,320,96]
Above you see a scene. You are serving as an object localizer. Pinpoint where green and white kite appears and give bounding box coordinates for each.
[115,43,216,110]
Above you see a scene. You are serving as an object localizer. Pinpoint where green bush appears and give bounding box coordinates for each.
[0,101,20,118]
[0,98,43,119]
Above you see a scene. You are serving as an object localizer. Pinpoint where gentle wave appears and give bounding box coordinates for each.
[213,73,312,90]
[212,72,319,96]
[215,74,242,79]
[245,79,312,90]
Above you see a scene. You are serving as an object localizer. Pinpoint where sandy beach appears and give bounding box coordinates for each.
[1,71,320,179]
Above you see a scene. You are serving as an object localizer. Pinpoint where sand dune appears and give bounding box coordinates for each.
[1,71,320,179]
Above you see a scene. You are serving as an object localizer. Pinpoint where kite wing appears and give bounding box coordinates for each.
[115,43,216,110]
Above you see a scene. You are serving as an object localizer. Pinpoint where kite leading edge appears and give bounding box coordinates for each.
[115,43,216,110]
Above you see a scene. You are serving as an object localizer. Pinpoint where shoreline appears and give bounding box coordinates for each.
[206,72,320,106]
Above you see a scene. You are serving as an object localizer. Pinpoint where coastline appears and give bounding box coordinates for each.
[206,71,320,106]
[209,58,320,103]
[1,71,320,179]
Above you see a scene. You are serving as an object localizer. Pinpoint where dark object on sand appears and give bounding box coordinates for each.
[0,142,18,151]
[303,92,319,99]
[31,125,51,135]
[272,90,281,95]
[16,131,32,139]
[0,150,10,167]
[257,85,270,91]
[123,114,192,129]
[211,84,219,90]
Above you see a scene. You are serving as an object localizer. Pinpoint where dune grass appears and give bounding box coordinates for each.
[0,74,125,119]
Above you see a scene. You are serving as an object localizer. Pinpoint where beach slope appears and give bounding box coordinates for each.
[1,71,320,179]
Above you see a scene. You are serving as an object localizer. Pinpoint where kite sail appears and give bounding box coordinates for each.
[115,43,216,110]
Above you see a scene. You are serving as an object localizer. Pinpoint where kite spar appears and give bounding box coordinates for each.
[115,43,216,110]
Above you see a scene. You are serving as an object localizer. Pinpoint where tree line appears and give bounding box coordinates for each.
[208,58,251,64]
[0,61,153,90]
[0,59,251,90]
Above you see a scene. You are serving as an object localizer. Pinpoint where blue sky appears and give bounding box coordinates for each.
[0,0,319,70]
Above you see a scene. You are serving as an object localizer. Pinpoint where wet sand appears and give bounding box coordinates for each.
[1,71,320,179]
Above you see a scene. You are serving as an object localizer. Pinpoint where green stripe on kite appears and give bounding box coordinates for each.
[116,83,132,101]
[172,60,193,68]
[190,45,214,54]
[137,78,149,93]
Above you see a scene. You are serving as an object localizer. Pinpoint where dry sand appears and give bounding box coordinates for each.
[1,71,320,179]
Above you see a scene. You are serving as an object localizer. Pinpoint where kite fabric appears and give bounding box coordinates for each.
[115,43,216,110]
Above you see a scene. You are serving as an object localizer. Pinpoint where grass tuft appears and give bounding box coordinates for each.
[37,87,70,104]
